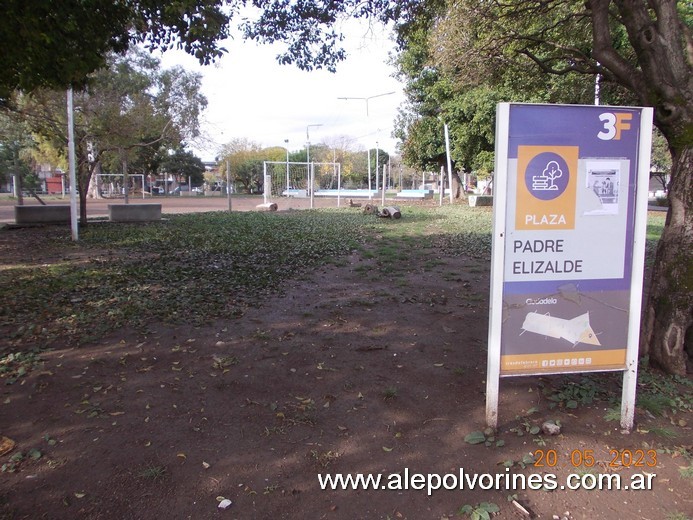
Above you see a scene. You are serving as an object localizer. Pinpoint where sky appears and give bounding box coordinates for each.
[158,19,406,162]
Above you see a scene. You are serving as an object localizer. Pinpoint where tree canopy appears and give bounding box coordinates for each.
[390,0,692,374]
[161,149,206,186]
[12,49,207,221]
[0,0,229,101]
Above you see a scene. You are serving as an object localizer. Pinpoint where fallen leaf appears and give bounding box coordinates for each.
[0,436,16,456]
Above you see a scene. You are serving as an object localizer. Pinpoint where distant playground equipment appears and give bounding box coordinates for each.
[262,160,460,211]
[94,174,146,199]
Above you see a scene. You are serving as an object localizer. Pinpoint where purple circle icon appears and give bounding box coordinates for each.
[524,152,570,201]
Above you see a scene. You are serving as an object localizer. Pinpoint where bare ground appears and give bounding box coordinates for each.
[0,200,691,520]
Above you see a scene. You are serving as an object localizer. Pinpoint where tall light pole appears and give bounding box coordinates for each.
[337,91,395,116]
[367,148,371,191]
[67,88,78,241]
[306,123,323,165]
[284,138,290,191]
[444,122,453,203]
[375,140,380,192]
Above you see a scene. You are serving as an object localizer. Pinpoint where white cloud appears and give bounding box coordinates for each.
[158,19,405,161]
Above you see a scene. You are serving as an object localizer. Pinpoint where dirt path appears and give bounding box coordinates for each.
[0,212,690,520]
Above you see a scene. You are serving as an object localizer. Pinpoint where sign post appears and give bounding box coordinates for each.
[486,103,653,432]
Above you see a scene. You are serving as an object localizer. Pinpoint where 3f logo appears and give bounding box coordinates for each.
[597,112,632,140]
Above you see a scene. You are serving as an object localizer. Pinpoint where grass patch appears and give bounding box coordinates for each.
[0,207,667,353]
[138,464,167,481]
[383,386,398,400]
[637,367,692,416]
[645,212,666,267]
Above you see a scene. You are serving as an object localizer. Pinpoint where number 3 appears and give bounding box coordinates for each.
[598,112,616,140]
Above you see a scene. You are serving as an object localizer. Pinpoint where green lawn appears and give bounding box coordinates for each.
[0,206,665,348]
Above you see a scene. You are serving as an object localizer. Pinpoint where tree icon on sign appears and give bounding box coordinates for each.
[532,160,563,191]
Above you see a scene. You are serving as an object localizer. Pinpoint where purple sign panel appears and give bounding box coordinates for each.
[497,104,645,375]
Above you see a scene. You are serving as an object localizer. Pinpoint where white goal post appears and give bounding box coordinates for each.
[263,161,342,208]
[94,173,145,199]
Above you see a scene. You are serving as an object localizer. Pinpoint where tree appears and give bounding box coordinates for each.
[415,0,691,374]
[217,138,266,194]
[0,113,34,201]
[18,49,206,222]
[0,0,229,101]
[160,149,206,186]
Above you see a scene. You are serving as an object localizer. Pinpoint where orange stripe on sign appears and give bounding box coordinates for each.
[501,349,626,375]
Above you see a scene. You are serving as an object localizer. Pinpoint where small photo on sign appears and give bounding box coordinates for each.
[585,160,622,215]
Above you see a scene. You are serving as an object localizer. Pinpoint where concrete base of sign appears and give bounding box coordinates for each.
[14,205,71,224]
[108,203,162,222]
[469,195,493,207]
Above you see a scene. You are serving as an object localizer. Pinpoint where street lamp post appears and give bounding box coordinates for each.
[284,138,290,192]
[375,141,379,192]
[337,91,395,116]
[367,148,371,191]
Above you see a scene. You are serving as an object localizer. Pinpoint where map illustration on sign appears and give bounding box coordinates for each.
[520,311,601,346]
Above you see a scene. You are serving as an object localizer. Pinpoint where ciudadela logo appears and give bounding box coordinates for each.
[524,152,570,201]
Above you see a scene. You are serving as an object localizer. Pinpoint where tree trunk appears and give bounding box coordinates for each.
[451,171,466,200]
[77,161,93,226]
[640,146,693,375]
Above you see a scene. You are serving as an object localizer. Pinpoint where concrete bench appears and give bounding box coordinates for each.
[396,190,434,199]
[14,205,71,224]
[108,203,162,222]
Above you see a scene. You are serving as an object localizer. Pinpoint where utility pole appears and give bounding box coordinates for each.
[67,88,78,241]
[284,138,290,191]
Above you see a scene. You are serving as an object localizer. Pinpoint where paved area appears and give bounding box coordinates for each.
[0,194,347,224]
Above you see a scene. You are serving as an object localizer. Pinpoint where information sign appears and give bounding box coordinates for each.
[486,103,653,430]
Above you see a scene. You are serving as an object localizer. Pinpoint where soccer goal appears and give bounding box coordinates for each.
[94,173,145,199]
[263,161,342,208]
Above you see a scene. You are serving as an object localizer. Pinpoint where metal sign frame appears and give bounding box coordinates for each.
[486,103,653,432]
